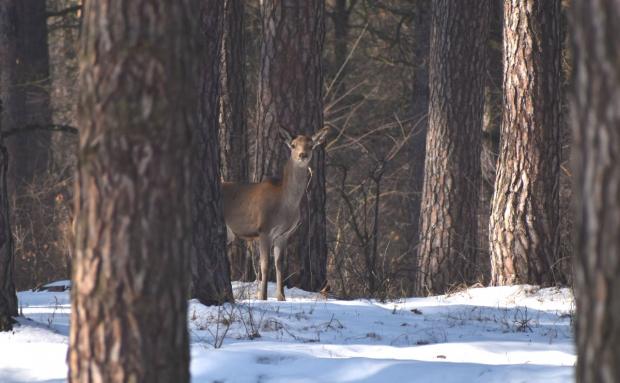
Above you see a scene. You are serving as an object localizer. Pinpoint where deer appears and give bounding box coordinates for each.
[221,126,330,301]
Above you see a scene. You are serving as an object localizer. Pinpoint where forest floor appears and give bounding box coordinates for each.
[0,281,575,382]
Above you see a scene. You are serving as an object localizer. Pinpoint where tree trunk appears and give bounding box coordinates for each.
[415,0,488,296]
[0,2,18,328]
[6,0,52,190]
[489,0,561,286]
[69,1,197,381]
[571,1,620,382]
[407,0,430,286]
[255,0,327,292]
[3,0,56,290]
[190,0,234,305]
[220,0,252,282]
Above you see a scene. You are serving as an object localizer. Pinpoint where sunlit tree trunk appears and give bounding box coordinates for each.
[489,0,561,286]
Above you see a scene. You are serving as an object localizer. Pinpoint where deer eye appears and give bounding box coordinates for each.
[291,143,296,149]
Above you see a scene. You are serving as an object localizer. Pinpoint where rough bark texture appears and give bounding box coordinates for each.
[190,0,234,305]
[0,0,19,332]
[571,1,620,382]
[220,0,252,282]
[69,1,196,382]
[407,0,430,284]
[415,0,488,296]
[489,0,561,286]
[255,0,327,291]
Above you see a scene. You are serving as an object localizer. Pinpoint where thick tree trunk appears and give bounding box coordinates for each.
[0,0,19,332]
[489,0,561,286]
[69,1,197,382]
[571,1,620,382]
[220,0,252,282]
[415,0,488,296]
[407,0,430,285]
[255,0,327,292]
[190,0,234,305]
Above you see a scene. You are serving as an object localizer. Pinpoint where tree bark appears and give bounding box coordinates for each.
[571,1,620,382]
[415,0,488,296]
[489,0,561,286]
[0,2,18,329]
[255,0,327,292]
[69,1,197,381]
[220,0,252,282]
[190,0,234,306]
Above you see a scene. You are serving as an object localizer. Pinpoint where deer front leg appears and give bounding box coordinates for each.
[257,235,271,300]
[274,240,286,301]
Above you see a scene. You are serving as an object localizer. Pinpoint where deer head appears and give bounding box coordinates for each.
[279,126,330,166]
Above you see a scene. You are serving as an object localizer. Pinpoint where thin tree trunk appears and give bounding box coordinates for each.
[255,0,327,291]
[489,0,561,286]
[69,1,197,381]
[0,0,19,332]
[6,0,52,191]
[190,0,234,305]
[220,0,252,282]
[415,0,488,296]
[407,0,430,286]
[571,1,620,382]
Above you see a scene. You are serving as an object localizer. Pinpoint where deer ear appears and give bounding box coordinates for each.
[312,126,330,148]
[279,127,293,147]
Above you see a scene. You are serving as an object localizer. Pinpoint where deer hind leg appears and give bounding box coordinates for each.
[257,234,271,300]
[274,239,286,301]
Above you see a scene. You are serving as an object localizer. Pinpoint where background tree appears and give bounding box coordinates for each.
[406,0,430,285]
[415,0,489,296]
[0,0,18,330]
[69,1,197,381]
[255,0,327,291]
[190,0,234,305]
[571,1,620,381]
[220,0,252,282]
[489,0,561,286]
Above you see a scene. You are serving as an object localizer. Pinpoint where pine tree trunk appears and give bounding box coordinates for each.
[69,1,197,381]
[415,0,488,296]
[6,0,52,190]
[0,0,19,332]
[220,0,252,282]
[571,1,620,382]
[255,0,327,291]
[190,0,234,305]
[489,0,561,286]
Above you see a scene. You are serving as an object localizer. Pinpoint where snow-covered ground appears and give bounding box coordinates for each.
[0,281,575,382]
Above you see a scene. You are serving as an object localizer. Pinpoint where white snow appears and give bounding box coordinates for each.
[0,282,575,382]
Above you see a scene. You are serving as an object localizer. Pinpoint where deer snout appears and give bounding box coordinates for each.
[299,152,309,160]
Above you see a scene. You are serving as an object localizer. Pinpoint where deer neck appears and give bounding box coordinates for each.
[281,159,309,208]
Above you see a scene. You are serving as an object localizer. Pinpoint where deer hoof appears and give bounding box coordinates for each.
[257,292,267,300]
[276,293,286,301]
